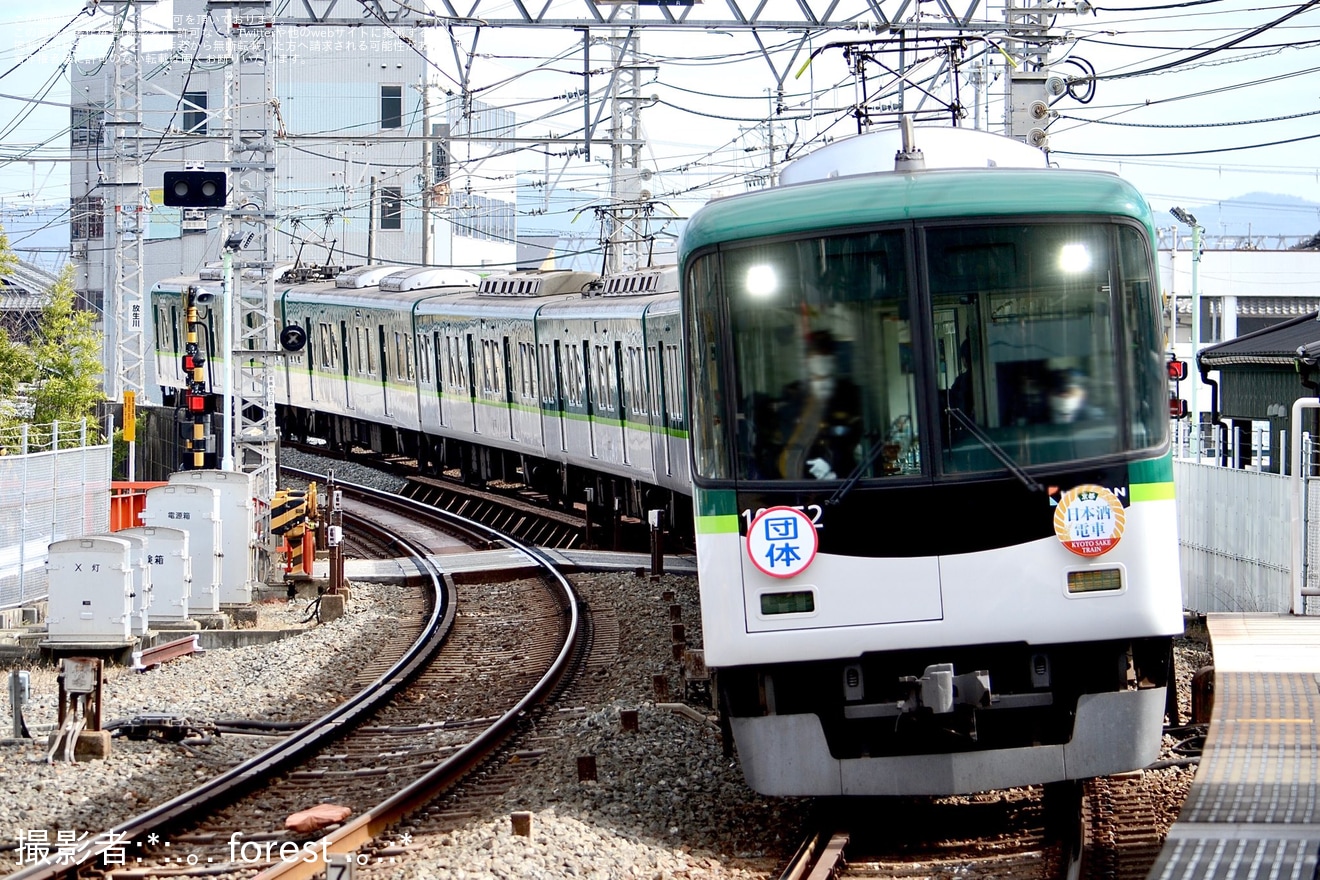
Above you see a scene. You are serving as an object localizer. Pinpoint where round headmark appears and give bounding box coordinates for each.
[1053,484,1126,557]
[747,506,819,578]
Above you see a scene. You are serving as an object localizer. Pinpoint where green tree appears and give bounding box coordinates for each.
[27,264,104,445]
[0,225,35,439]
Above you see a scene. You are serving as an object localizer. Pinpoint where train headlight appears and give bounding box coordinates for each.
[745,264,778,298]
[1058,243,1091,273]
[1067,567,1123,594]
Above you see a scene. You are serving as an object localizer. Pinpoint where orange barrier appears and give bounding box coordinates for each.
[110,481,169,531]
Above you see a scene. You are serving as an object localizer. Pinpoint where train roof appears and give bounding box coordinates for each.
[335,264,408,288]
[679,166,1154,262]
[151,273,221,295]
[379,266,482,292]
[476,269,598,298]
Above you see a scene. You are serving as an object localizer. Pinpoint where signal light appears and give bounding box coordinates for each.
[1167,359,1187,381]
[163,170,227,208]
[187,393,208,413]
[1169,396,1188,418]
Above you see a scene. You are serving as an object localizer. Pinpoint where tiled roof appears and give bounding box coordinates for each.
[1198,311,1320,367]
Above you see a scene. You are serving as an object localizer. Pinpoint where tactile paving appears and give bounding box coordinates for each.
[1145,614,1320,879]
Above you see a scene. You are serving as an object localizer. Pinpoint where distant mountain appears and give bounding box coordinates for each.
[1160,192,1320,240]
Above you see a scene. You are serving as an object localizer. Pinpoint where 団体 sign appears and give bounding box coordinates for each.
[747,506,818,578]
[1053,484,1126,557]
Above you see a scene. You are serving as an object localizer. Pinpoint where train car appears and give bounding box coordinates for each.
[150,262,694,537]
[533,267,688,497]
[414,270,596,479]
[278,267,480,453]
[678,126,1183,797]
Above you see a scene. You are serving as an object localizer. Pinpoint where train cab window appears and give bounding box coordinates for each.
[692,229,915,482]
[928,222,1124,475]
[1117,225,1168,450]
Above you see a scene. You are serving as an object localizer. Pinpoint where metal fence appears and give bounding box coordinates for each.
[1175,459,1292,613]
[1175,428,1320,614]
[0,420,111,609]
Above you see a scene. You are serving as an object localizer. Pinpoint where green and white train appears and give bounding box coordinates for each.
[678,126,1184,796]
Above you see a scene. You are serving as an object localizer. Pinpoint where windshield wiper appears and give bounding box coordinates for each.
[825,430,889,507]
[946,407,1044,493]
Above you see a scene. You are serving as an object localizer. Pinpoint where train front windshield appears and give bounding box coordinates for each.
[685,220,1167,482]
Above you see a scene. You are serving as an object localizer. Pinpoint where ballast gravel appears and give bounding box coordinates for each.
[0,569,1205,880]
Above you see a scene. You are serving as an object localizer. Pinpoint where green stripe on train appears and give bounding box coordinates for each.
[1129,451,1175,502]
[694,488,740,534]
[1129,481,1175,502]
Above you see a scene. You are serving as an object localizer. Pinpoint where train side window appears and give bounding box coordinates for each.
[594,344,614,413]
[318,323,334,369]
[568,344,584,408]
[1118,224,1167,449]
[627,345,647,416]
[663,343,684,423]
[418,334,430,384]
[538,343,556,405]
[684,254,727,479]
[518,341,536,402]
[393,331,414,381]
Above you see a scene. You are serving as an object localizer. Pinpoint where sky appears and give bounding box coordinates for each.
[1,0,1319,255]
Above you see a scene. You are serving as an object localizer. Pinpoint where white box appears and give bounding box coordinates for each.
[46,536,133,642]
[142,484,222,614]
[88,532,152,636]
[169,470,258,605]
[121,526,192,623]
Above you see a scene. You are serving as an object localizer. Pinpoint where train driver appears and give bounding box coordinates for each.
[775,329,863,480]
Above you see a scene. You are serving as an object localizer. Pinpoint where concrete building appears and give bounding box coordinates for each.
[1159,240,1320,451]
[68,0,518,402]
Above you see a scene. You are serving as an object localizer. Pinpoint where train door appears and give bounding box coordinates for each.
[661,339,685,477]
[647,341,666,474]
[304,318,315,402]
[465,333,479,433]
[552,340,567,452]
[582,340,596,457]
[502,336,516,440]
[433,330,445,427]
[340,320,353,410]
[614,340,629,465]
[378,325,390,417]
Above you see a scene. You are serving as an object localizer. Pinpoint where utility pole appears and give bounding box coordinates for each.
[1170,207,1202,456]
[602,12,655,274]
[1002,0,1076,147]
[216,0,279,544]
[104,2,152,413]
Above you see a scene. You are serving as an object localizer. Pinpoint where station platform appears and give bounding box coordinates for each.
[1147,613,1320,879]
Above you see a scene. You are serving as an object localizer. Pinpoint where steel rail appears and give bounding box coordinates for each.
[2,477,455,880]
[251,487,583,879]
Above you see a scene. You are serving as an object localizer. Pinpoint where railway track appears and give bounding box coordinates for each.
[777,769,1189,880]
[3,478,583,880]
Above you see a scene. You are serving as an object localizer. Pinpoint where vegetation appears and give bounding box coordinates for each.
[0,225,106,453]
